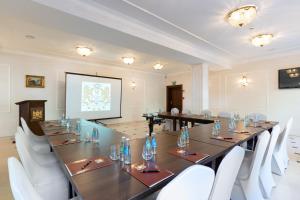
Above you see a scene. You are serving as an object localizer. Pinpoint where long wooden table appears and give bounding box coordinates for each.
[158,112,215,131]
[40,118,277,200]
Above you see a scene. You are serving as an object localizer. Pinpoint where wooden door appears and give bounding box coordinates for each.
[166,85,183,112]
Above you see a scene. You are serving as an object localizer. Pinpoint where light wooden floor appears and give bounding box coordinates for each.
[1,121,300,200]
[0,137,18,200]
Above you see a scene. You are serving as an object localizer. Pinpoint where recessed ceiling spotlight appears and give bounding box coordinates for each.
[76,46,93,57]
[25,35,35,39]
[251,34,274,47]
[153,63,164,70]
[122,57,135,65]
[226,5,257,27]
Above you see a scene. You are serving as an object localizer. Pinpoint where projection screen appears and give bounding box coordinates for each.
[65,72,122,120]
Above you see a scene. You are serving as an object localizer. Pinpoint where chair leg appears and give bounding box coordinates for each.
[271,155,285,176]
[241,179,265,200]
[260,166,276,198]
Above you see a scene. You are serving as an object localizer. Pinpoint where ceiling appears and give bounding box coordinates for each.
[91,0,300,63]
[0,0,202,74]
[1,0,300,73]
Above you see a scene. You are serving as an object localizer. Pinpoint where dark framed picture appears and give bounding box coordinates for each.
[26,75,45,88]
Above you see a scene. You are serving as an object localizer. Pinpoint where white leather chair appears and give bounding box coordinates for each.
[171,108,180,115]
[17,126,57,166]
[272,117,293,175]
[209,146,245,200]
[201,110,212,117]
[260,125,281,198]
[218,112,231,118]
[157,165,215,200]
[231,131,270,200]
[15,131,69,200]
[8,157,79,200]
[21,118,50,153]
[164,108,180,131]
[8,157,43,200]
[247,113,267,121]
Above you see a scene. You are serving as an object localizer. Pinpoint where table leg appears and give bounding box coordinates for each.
[149,117,154,136]
[191,121,195,127]
[179,119,183,129]
[173,119,177,131]
[68,181,73,199]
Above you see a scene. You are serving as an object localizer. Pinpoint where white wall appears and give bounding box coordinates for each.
[165,71,193,112]
[0,51,165,137]
[209,53,300,136]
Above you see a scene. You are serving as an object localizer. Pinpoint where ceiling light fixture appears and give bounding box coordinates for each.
[251,34,273,47]
[122,57,135,65]
[153,63,164,70]
[76,47,93,57]
[286,68,299,78]
[226,5,257,27]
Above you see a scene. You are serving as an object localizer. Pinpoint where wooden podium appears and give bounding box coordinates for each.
[15,100,47,136]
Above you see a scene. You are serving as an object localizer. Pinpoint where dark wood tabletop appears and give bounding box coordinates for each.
[40,118,278,200]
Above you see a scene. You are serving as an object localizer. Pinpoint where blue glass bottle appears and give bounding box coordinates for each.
[151,133,157,154]
[124,138,131,165]
[145,134,151,149]
[120,136,126,162]
[184,126,189,144]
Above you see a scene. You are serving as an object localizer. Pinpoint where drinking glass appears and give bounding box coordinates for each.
[75,120,81,136]
[177,134,186,154]
[142,144,153,161]
[212,123,219,136]
[85,131,91,143]
[92,128,100,143]
[110,145,119,161]
[253,115,259,127]
[228,118,236,132]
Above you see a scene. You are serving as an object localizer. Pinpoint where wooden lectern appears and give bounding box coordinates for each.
[15,100,47,136]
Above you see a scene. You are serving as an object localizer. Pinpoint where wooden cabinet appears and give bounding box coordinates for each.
[15,100,47,136]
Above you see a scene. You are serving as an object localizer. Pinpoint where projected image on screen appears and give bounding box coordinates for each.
[81,81,111,112]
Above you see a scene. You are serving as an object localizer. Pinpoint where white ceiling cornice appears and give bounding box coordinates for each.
[122,0,235,57]
[32,0,232,69]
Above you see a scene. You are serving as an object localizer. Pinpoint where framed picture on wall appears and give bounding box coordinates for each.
[25,75,45,88]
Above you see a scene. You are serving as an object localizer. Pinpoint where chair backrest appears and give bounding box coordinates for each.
[157,165,215,200]
[262,125,281,167]
[15,128,44,184]
[218,112,231,118]
[209,146,245,200]
[247,113,267,121]
[8,157,42,200]
[278,117,293,151]
[171,108,179,114]
[249,131,270,179]
[21,117,34,137]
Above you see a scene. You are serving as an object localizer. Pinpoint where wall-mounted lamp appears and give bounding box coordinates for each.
[130,81,136,90]
[240,75,249,87]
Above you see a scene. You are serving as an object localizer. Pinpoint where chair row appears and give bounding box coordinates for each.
[8,118,77,200]
[157,117,293,200]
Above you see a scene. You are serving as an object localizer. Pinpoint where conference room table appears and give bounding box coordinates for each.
[39,118,278,200]
[157,112,216,131]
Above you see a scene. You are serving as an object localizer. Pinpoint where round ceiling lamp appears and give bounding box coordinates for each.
[76,47,93,57]
[122,57,135,65]
[226,5,257,27]
[153,63,164,70]
[251,34,273,47]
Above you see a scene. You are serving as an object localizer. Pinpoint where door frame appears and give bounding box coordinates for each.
[166,84,183,113]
